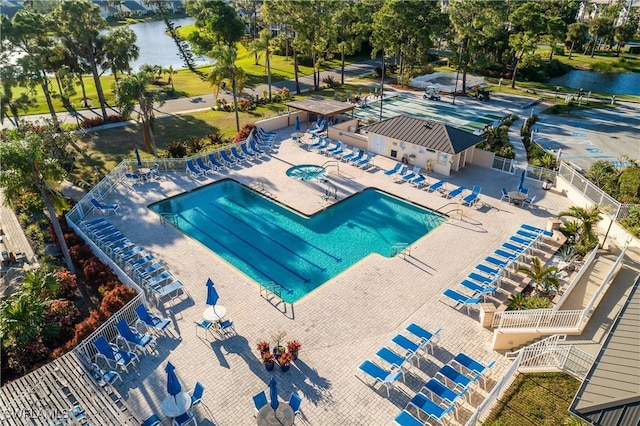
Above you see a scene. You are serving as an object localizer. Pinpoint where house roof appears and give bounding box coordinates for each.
[286,97,356,117]
[570,276,640,426]
[361,115,483,155]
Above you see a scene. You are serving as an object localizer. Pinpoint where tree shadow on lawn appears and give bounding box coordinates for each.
[76,115,220,180]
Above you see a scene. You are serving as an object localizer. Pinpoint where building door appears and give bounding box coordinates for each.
[368,134,386,154]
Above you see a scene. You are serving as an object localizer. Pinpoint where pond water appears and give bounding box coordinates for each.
[548,69,640,96]
[126,18,211,71]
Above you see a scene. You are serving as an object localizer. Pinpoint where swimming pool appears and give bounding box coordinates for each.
[149,180,445,302]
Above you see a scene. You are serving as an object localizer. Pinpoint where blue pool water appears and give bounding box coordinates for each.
[149,180,445,302]
[286,164,327,181]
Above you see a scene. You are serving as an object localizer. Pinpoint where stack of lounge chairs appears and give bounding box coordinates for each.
[442,224,555,313]
[79,218,187,306]
[358,324,441,397]
[394,353,495,426]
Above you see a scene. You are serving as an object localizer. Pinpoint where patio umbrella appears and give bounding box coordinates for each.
[135,148,142,167]
[206,278,219,306]
[269,377,279,411]
[294,115,300,132]
[165,362,181,401]
[518,169,526,191]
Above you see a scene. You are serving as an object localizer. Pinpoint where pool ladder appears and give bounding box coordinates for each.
[260,281,291,315]
[160,213,179,228]
[391,243,410,258]
[321,160,340,175]
[323,181,338,201]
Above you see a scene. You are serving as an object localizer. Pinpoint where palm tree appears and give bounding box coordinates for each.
[516,256,560,296]
[248,29,273,102]
[208,44,246,132]
[115,69,164,157]
[0,129,76,274]
[21,268,59,300]
[164,65,176,91]
[558,206,602,247]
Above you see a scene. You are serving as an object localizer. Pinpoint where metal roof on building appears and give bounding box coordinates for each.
[286,97,356,117]
[361,115,483,155]
[570,276,640,426]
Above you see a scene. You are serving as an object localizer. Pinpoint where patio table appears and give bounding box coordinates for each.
[256,404,294,426]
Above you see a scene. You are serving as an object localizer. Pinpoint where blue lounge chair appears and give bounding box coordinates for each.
[308,136,325,150]
[407,392,455,425]
[90,362,122,387]
[405,323,441,355]
[410,174,427,187]
[422,377,461,407]
[348,149,365,164]
[326,141,343,156]
[445,185,466,199]
[207,153,226,170]
[450,353,496,389]
[196,157,214,174]
[391,334,425,365]
[402,166,421,182]
[90,198,119,215]
[241,143,256,159]
[394,410,424,426]
[115,319,154,354]
[186,160,204,178]
[231,146,246,163]
[476,263,500,277]
[135,304,171,337]
[356,151,374,168]
[494,248,518,260]
[253,391,268,414]
[144,270,173,288]
[435,364,476,395]
[485,256,510,269]
[118,246,145,263]
[358,360,402,397]
[375,347,410,380]
[503,242,527,254]
[92,336,138,372]
[127,253,155,271]
[249,141,267,156]
[330,143,346,158]
[340,146,359,162]
[220,151,237,167]
[510,235,533,247]
[516,229,539,240]
[125,172,142,184]
[426,179,446,193]
[150,279,185,305]
[460,280,497,299]
[384,162,402,176]
[462,185,482,206]
[258,127,276,140]
[442,289,481,313]
[468,272,493,286]
[521,224,553,238]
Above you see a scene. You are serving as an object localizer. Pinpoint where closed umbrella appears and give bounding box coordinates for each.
[135,148,142,167]
[518,169,526,192]
[294,115,300,132]
[165,362,181,402]
[206,278,219,306]
[269,377,279,411]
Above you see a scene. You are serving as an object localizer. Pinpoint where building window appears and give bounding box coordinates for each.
[391,150,398,158]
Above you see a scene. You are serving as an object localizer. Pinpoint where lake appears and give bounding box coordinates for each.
[549,69,640,96]
[127,18,211,71]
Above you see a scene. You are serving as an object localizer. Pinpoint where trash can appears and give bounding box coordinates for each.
[542,179,552,190]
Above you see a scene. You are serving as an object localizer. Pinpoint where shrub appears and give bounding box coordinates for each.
[56,270,79,299]
[233,123,256,143]
[238,98,254,112]
[6,339,49,375]
[44,300,81,346]
[186,137,207,154]
[277,87,291,101]
[16,192,44,215]
[206,132,229,147]
[66,310,105,349]
[166,141,188,158]
[322,75,338,88]
[99,285,136,317]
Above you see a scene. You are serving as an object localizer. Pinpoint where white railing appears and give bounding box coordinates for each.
[552,246,599,311]
[466,335,595,425]
[558,162,621,219]
[492,155,518,173]
[73,293,144,364]
[579,242,628,323]
[465,350,523,426]
[494,243,627,332]
[493,308,584,331]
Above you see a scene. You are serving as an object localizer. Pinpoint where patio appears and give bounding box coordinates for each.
[75,130,574,425]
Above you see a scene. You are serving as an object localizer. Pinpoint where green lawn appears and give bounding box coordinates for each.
[537,45,640,72]
[484,373,586,426]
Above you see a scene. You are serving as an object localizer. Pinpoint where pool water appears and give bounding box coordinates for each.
[150,180,445,302]
[286,164,327,181]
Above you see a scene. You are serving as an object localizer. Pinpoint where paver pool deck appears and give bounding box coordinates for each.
[96,132,574,425]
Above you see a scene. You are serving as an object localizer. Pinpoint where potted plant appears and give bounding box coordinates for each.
[271,331,287,359]
[257,340,270,355]
[278,352,293,372]
[262,352,276,372]
[286,340,301,360]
